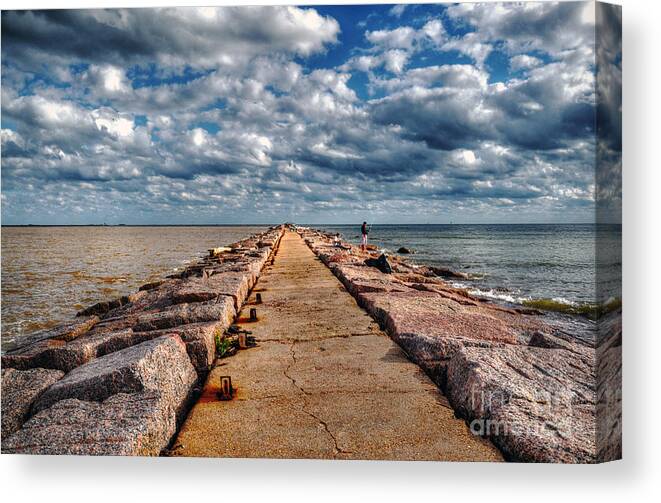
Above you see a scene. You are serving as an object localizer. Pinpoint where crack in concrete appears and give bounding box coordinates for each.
[234,395,282,402]
[235,388,451,404]
[283,341,308,396]
[258,332,380,343]
[302,407,351,455]
[282,340,352,455]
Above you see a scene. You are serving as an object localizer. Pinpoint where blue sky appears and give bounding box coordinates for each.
[1,2,621,224]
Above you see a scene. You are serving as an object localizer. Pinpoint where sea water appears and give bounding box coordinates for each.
[318,223,622,315]
[1,223,620,347]
[0,225,268,346]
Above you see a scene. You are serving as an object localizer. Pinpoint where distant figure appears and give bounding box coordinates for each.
[361,221,369,251]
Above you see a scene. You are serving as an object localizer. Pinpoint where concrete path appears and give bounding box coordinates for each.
[171,230,502,461]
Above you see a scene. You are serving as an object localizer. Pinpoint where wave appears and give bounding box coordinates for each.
[465,287,621,319]
[465,286,528,305]
[523,297,621,319]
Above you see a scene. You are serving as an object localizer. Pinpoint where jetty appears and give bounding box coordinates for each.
[171,229,500,460]
[1,225,621,462]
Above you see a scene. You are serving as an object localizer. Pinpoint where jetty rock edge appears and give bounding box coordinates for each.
[1,226,284,455]
[299,226,621,463]
[0,224,621,463]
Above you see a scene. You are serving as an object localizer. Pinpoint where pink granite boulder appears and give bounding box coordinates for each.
[1,367,65,438]
[132,297,235,332]
[445,344,596,463]
[33,335,197,415]
[2,392,173,456]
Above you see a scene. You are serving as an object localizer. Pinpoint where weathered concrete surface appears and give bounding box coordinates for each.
[1,368,65,438]
[172,230,502,461]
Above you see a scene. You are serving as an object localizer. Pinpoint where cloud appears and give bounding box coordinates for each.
[595,2,622,223]
[342,19,447,77]
[446,1,595,56]
[509,54,543,72]
[366,26,418,50]
[84,65,131,96]
[388,5,408,19]
[1,6,340,70]
[0,3,607,224]
[441,31,492,67]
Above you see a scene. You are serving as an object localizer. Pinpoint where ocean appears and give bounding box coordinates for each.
[1,223,621,347]
[0,225,268,346]
[317,224,622,315]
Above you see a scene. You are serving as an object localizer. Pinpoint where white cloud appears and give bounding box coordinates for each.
[0,4,608,224]
[366,26,417,50]
[372,64,488,94]
[510,54,543,72]
[191,128,206,147]
[388,5,408,19]
[100,65,129,93]
[441,32,492,67]
[345,19,447,76]
[446,1,595,57]
[383,50,409,74]
[93,109,135,138]
[422,19,446,46]
[459,149,477,164]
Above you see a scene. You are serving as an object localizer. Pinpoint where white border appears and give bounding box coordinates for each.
[2,1,659,502]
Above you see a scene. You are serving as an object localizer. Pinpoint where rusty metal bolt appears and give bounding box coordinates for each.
[217,376,233,401]
[238,333,247,349]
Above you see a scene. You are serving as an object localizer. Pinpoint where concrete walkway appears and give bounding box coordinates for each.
[171,230,502,461]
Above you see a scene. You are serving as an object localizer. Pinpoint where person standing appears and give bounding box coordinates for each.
[361,221,369,251]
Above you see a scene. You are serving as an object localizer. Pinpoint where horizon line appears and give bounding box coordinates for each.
[1,222,616,227]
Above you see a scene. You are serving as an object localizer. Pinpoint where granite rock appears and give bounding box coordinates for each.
[596,310,622,462]
[364,254,393,274]
[2,328,159,373]
[134,322,222,378]
[361,290,539,346]
[2,392,174,456]
[77,297,130,317]
[2,339,68,371]
[132,298,235,332]
[1,367,65,438]
[4,316,99,352]
[170,272,251,311]
[33,335,197,420]
[429,266,471,280]
[445,345,596,463]
[332,264,413,295]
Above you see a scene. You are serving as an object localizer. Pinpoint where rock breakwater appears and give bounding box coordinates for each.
[298,226,621,463]
[1,226,284,455]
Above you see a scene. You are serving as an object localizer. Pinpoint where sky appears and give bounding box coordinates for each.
[1,2,622,225]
